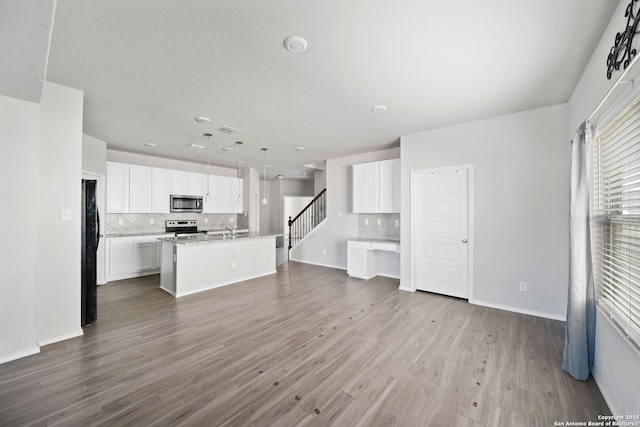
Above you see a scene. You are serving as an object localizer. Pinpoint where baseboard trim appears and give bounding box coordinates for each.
[38,329,84,347]
[472,299,566,321]
[0,346,40,365]
[398,286,415,292]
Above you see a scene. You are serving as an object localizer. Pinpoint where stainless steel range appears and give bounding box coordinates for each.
[165,220,206,236]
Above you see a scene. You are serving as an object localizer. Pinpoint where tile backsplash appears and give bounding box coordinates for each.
[358,213,400,240]
[105,212,248,235]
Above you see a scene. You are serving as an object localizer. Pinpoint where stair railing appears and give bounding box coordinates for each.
[288,188,326,250]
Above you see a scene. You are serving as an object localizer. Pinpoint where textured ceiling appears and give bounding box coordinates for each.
[44,0,618,178]
[0,0,55,103]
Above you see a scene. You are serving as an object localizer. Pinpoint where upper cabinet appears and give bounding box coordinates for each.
[151,168,171,213]
[106,162,129,213]
[171,170,206,197]
[352,159,400,213]
[129,165,152,213]
[204,175,243,213]
[107,161,241,214]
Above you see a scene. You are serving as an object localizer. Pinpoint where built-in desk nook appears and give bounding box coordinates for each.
[347,238,400,280]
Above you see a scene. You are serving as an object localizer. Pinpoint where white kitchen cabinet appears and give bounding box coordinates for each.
[133,236,157,271]
[129,165,152,213]
[107,235,172,281]
[171,170,189,195]
[172,171,206,197]
[347,240,377,279]
[106,162,129,213]
[352,162,379,213]
[187,172,206,197]
[347,239,400,279]
[352,159,400,213]
[378,159,400,213]
[151,167,172,213]
[107,237,133,279]
[206,175,242,213]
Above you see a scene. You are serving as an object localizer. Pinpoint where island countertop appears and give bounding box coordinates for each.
[158,232,283,245]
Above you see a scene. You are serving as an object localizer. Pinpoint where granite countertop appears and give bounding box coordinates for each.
[350,237,400,244]
[106,228,249,238]
[158,232,283,245]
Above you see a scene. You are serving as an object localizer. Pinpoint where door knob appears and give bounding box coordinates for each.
[461,239,468,243]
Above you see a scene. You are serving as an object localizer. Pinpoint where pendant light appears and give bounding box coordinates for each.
[261,148,268,205]
[236,141,243,203]
[204,133,212,203]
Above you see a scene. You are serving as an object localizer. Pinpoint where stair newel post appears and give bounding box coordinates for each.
[288,216,293,250]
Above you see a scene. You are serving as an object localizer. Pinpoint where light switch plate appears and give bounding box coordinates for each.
[60,209,71,221]
[364,218,369,225]
[395,220,400,226]
[229,217,234,223]
[377,219,382,226]
[150,218,155,225]
[204,218,208,223]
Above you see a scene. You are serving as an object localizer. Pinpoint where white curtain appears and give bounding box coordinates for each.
[562,122,596,381]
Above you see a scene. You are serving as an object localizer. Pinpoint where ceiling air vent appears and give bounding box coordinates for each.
[217,125,240,135]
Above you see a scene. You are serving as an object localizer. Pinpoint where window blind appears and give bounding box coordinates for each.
[595,98,640,347]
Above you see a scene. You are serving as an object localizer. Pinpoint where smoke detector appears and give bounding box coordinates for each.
[283,36,308,53]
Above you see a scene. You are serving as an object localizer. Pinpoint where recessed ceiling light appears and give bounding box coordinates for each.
[283,35,308,53]
[195,116,211,123]
[301,171,307,176]
[295,146,305,151]
[188,143,207,149]
[144,142,158,147]
[222,147,233,151]
[371,105,387,113]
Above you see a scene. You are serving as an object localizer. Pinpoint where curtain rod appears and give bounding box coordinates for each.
[583,54,640,128]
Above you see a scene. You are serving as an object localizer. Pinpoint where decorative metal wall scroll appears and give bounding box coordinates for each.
[607,0,640,79]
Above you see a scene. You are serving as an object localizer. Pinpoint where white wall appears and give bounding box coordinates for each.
[291,148,399,269]
[568,0,640,415]
[36,81,84,346]
[82,134,107,176]
[314,170,326,195]
[0,94,40,363]
[401,104,569,320]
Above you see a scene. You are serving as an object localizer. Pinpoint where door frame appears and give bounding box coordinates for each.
[410,164,474,302]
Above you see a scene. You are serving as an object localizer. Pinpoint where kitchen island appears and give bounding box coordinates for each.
[158,233,279,297]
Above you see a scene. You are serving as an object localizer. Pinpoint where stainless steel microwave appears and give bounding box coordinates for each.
[170,194,203,213]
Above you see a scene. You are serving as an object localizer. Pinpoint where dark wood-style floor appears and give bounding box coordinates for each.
[0,261,608,426]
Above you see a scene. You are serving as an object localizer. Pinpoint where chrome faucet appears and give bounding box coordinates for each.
[222,224,235,234]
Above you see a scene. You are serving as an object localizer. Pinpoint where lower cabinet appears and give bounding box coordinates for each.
[347,241,377,279]
[347,239,400,280]
[107,235,170,281]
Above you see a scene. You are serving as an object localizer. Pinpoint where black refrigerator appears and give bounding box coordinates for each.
[81,179,99,326]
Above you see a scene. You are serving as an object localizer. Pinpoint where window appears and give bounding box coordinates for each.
[594,98,640,347]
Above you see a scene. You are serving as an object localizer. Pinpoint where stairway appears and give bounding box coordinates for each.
[288,188,326,250]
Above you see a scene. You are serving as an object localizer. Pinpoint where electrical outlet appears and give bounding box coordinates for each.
[229,217,234,223]
[204,218,208,223]
[377,219,382,226]
[323,249,327,255]
[150,218,155,225]
[338,211,343,217]
[519,282,528,292]
[118,218,124,225]
[364,218,369,225]
[395,220,400,226]
[60,209,71,222]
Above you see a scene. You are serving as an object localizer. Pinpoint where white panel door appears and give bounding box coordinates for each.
[412,167,471,299]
